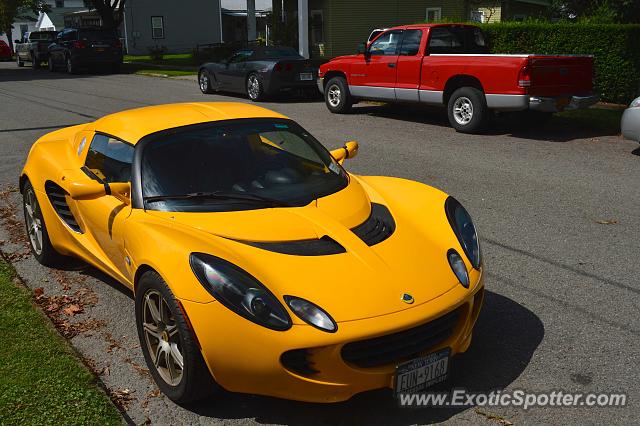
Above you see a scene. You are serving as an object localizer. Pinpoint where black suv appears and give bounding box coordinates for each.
[48,28,123,74]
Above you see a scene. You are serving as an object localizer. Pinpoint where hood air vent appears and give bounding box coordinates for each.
[351,203,395,246]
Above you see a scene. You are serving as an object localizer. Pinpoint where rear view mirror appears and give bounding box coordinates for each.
[64,178,106,199]
[356,42,366,55]
[330,140,359,164]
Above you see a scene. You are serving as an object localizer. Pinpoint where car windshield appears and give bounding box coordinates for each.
[30,32,55,41]
[140,119,349,212]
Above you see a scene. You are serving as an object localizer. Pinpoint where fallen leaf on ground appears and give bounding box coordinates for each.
[475,408,513,425]
[34,287,44,298]
[62,304,83,316]
[595,219,618,225]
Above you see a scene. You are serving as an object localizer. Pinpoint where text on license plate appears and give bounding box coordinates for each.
[299,73,313,81]
[394,348,450,396]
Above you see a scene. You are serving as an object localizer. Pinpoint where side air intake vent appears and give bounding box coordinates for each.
[236,236,345,256]
[351,203,395,246]
[44,181,81,233]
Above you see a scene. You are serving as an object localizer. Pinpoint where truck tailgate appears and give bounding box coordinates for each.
[528,55,594,97]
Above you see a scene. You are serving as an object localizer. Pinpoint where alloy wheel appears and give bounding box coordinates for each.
[199,73,209,92]
[142,289,184,386]
[24,188,43,255]
[453,97,474,125]
[327,84,341,107]
[247,75,260,100]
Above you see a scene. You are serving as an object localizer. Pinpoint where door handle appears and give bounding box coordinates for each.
[388,63,396,68]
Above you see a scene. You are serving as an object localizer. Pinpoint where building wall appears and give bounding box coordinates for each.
[325,0,467,57]
[123,0,222,55]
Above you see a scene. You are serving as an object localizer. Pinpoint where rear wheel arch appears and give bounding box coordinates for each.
[443,75,485,105]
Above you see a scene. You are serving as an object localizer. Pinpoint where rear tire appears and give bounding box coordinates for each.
[136,270,220,404]
[22,181,65,267]
[48,57,57,72]
[16,54,24,67]
[447,87,488,134]
[31,53,40,69]
[246,73,264,101]
[198,70,214,94]
[324,76,352,114]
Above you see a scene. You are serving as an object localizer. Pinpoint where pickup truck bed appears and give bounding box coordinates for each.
[318,24,598,133]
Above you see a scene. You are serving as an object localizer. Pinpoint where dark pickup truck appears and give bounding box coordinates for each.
[15,31,57,69]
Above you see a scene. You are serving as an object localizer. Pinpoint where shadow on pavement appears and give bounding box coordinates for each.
[186,290,544,425]
[349,103,619,142]
[0,63,107,83]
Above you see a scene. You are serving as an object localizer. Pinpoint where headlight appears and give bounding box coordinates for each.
[447,249,470,288]
[190,253,291,331]
[445,197,481,269]
[630,97,640,108]
[284,296,337,333]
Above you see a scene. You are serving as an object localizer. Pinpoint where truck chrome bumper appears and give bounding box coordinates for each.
[529,94,599,113]
[317,77,324,95]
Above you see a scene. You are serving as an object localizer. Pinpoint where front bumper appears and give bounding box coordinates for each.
[621,107,640,142]
[529,94,599,113]
[181,269,484,403]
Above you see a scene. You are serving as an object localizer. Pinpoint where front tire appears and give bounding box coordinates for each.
[246,73,264,101]
[136,271,219,404]
[22,181,64,266]
[66,56,77,74]
[198,70,214,94]
[447,87,488,134]
[324,76,352,114]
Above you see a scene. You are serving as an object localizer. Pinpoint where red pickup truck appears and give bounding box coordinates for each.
[318,24,598,133]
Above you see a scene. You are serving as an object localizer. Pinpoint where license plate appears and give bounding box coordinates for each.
[299,72,313,81]
[394,348,450,397]
[96,48,105,52]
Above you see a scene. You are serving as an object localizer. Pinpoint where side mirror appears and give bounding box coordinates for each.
[63,178,131,205]
[330,140,359,164]
[356,42,366,55]
[15,40,20,44]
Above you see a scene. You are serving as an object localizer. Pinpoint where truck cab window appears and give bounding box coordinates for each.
[369,30,403,56]
[399,30,422,56]
[428,27,488,54]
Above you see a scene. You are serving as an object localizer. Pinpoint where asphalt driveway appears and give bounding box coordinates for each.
[0,62,638,425]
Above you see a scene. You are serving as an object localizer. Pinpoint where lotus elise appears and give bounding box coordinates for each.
[20,102,484,403]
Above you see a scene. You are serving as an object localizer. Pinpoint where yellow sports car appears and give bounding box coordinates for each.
[20,102,484,403]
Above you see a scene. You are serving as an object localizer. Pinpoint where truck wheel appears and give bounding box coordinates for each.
[31,53,40,69]
[447,87,488,134]
[16,55,24,67]
[325,76,352,114]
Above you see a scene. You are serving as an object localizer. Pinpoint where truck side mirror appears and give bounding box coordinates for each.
[356,42,366,55]
[14,40,20,44]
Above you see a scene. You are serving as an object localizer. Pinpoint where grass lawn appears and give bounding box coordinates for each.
[121,62,196,77]
[556,106,623,135]
[124,53,196,67]
[0,260,121,425]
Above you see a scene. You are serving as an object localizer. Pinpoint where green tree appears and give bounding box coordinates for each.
[0,0,49,52]
[551,0,640,23]
[83,0,127,29]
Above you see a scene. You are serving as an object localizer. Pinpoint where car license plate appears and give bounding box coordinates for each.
[299,72,313,81]
[394,348,450,397]
[96,48,105,52]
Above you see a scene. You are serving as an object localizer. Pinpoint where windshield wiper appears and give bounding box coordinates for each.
[143,191,292,207]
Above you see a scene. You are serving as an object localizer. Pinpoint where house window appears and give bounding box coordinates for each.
[310,10,324,44]
[151,16,164,39]
[426,7,442,22]
[470,10,484,23]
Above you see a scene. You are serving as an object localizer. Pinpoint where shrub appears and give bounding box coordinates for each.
[148,45,168,61]
[479,22,640,104]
